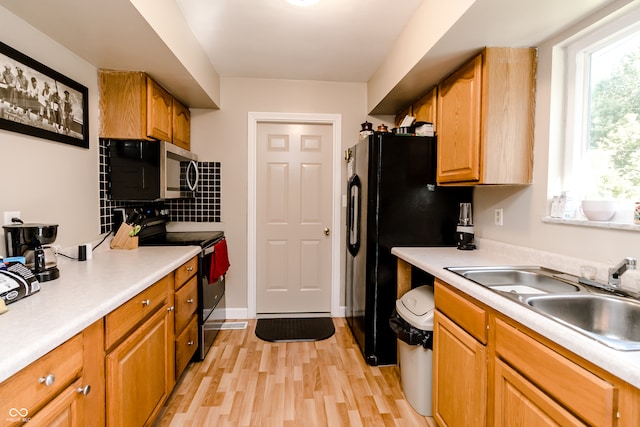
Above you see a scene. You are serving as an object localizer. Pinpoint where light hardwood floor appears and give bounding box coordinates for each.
[156,317,436,426]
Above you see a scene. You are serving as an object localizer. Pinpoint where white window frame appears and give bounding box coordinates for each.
[562,5,640,203]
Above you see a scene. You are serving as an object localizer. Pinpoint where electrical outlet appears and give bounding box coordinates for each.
[3,211,20,225]
[494,208,504,226]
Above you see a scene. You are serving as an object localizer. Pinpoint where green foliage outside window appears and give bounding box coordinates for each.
[588,48,640,200]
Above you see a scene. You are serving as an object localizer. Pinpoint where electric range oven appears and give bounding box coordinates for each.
[112,207,226,361]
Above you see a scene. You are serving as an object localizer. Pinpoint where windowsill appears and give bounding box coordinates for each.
[543,216,640,232]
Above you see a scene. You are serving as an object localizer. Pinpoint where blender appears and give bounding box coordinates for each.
[456,203,476,250]
[3,222,60,282]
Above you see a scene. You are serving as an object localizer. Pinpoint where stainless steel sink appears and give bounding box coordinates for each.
[447,266,580,294]
[525,294,640,350]
[447,265,640,351]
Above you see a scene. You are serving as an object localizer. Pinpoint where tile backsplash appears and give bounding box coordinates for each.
[99,139,221,233]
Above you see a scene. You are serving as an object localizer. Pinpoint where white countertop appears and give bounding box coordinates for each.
[392,239,640,390]
[0,244,200,383]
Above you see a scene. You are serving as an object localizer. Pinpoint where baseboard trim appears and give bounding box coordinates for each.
[225,306,345,320]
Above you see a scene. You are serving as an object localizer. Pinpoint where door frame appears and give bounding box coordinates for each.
[247,112,342,318]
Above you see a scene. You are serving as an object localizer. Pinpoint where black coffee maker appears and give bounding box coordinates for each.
[456,203,476,250]
[3,222,60,282]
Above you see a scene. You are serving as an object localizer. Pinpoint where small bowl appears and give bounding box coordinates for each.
[580,200,617,221]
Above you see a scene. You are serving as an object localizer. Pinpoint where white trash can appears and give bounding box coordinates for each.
[394,285,435,416]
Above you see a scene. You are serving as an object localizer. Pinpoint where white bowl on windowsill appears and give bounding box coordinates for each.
[580,200,617,221]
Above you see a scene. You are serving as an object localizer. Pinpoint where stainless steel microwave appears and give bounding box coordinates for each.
[107,139,199,201]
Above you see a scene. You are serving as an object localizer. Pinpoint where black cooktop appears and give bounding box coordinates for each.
[140,231,224,248]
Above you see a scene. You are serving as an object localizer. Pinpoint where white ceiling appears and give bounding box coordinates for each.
[175,0,423,82]
[0,0,618,112]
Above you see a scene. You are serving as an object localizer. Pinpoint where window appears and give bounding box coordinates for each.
[563,6,640,213]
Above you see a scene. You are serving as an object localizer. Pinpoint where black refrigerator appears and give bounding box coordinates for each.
[345,132,472,365]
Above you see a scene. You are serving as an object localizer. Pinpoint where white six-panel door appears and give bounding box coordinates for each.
[256,122,333,314]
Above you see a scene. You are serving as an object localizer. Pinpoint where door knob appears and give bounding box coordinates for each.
[324,228,330,236]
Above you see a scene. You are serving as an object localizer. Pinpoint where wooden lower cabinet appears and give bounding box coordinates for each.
[26,378,85,427]
[495,318,616,426]
[433,310,487,426]
[0,320,103,427]
[494,359,586,426]
[106,303,173,427]
[429,276,638,427]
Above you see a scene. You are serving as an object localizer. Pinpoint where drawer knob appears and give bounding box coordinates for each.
[142,299,151,307]
[187,298,194,304]
[187,267,194,272]
[167,306,175,312]
[77,385,91,396]
[39,374,55,387]
[187,340,194,346]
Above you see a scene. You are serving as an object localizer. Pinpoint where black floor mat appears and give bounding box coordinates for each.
[255,317,335,342]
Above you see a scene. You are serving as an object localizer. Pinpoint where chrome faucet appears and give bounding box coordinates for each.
[608,257,637,288]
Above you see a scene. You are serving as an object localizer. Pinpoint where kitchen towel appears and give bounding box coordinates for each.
[209,239,230,283]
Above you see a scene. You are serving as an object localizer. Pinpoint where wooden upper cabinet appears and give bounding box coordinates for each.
[146,77,173,142]
[436,47,536,185]
[172,98,191,151]
[99,71,147,139]
[412,87,437,130]
[99,70,191,149]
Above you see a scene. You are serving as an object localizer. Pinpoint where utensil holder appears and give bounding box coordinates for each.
[110,223,139,250]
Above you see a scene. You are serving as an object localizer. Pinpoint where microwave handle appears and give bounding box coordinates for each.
[186,160,199,191]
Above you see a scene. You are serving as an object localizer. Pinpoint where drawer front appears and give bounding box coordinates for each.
[495,318,616,427]
[435,279,487,343]
[175,275,198,333]
[175,316,198,379]
[0,334,83,423]
[175,256,198,290]
[105,275,170,350]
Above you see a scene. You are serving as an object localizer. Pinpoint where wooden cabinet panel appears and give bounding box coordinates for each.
[175,316,198,379]
[146,77,172,142]
[106,305,172,427]
[26,378,83,427]
[495,318,616,427]
[437,54,483,183]
[434,279,487,344]
[174,275,198,333]
[82,320,105,427]
[433,310,487,426]
[0,334,83,423]
[98,71,147,139]
[413,87,437,129]
[105,275,170,350]
[172,99,191,150]
[174,256,197,290]
[494,359,586,427]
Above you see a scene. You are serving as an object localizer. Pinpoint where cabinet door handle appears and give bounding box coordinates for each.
[142,299,151,307]
[187,298,194,304]
[77,385,91,396]
[39,374,55,387]
[167,306,175,312]
[187,341,194,346]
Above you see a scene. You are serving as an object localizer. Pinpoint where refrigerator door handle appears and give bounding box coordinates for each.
[347,175,361,256]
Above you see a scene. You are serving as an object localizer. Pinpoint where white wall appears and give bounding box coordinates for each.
[189,77,392,313]
[0,8,100,254]
[473,0,640,266]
